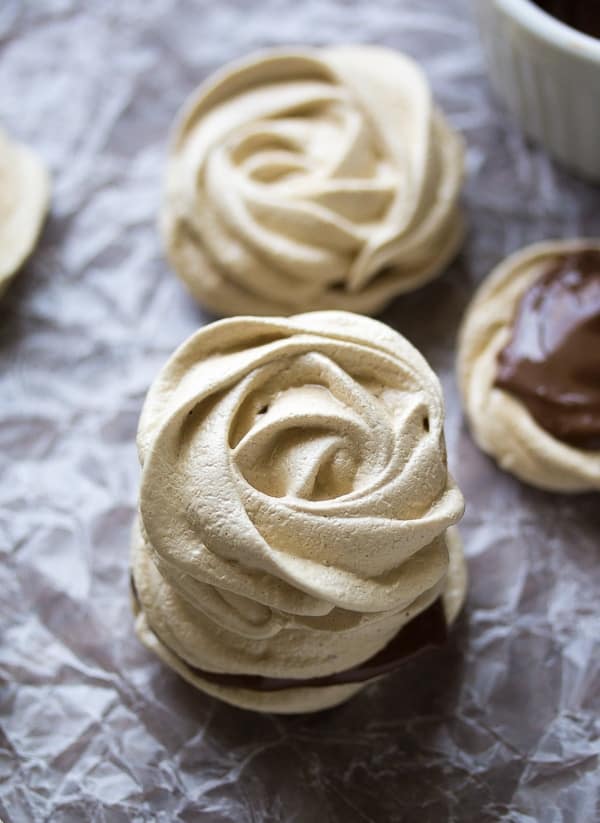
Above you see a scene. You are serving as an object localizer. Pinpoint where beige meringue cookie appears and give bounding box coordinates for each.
[132,311,466,713]
[0,128,50,297]
[161,46,465,317]
[457,240,600,492]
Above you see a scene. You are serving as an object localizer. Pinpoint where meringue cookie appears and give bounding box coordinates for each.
[457,240,600,492]
[0,128,50,296]
[132,311,466,713]
[161,46,465,317]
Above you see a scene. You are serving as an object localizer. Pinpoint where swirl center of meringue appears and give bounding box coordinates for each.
[230,373,396,501]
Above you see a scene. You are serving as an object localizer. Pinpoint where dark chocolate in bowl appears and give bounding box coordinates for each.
[495,249,600,450]
[531,0,600,39]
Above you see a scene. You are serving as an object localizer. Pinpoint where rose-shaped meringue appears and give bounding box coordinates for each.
[132,311,466,712]
[457,240,600,492]
[0,128,50,297]
[161,46,465,317]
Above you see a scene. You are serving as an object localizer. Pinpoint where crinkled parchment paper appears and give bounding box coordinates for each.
[1,1,599,820]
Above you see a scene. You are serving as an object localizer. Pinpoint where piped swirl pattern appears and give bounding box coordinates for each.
[161,46,464,316]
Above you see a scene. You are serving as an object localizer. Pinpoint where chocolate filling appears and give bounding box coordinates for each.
[532,1,600,39]
[131,576,448,692]
[495,249,600,450]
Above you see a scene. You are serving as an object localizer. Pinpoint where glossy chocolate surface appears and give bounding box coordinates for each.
[496,250,600,450]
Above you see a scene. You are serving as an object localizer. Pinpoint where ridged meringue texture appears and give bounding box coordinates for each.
[457,240,600,492]
[131,311,466,713]
[0,128,50,297]
[161,46,465,317]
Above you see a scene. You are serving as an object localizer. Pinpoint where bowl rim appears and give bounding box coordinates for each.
[495,0,600,63]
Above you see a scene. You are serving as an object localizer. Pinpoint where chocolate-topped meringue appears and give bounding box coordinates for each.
[161,46,464,317]
[458,240,600,492]
[495,249,600,451]
[0,128,49,296]
[131,311,466,713]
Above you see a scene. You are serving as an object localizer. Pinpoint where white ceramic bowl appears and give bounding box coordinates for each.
[474,0,600,181]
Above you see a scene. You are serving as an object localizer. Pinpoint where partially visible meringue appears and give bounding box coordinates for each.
[161,46,465,316]
[457,240,600,492]
[131,311,466,713]
[0,128,50,296]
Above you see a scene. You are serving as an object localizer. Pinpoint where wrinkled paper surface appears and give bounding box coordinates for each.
[1,1,599,820]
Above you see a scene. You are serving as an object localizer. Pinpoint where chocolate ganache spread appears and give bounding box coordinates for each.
[532,1,600,39]
[495,250,600,450]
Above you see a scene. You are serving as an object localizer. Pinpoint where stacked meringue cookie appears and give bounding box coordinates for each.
[161,45,464,317]
[131,311,466,713]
